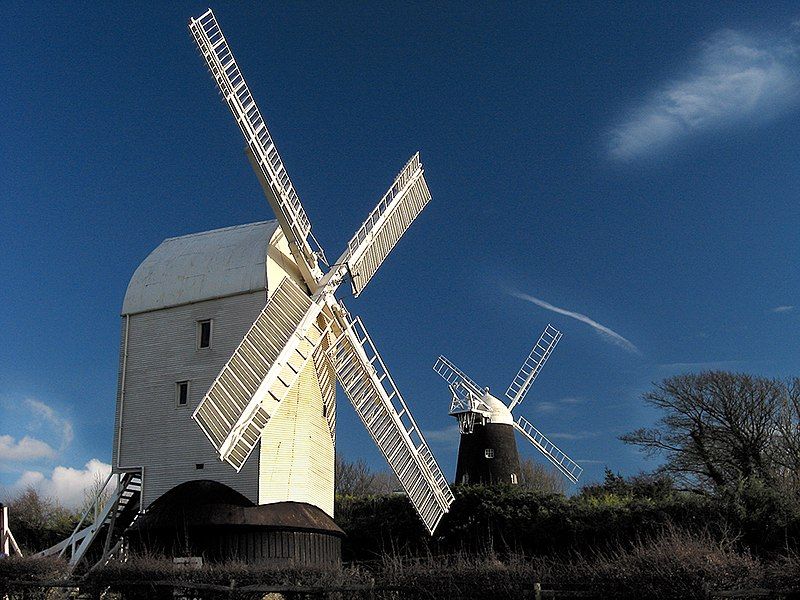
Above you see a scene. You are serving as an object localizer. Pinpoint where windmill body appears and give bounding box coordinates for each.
[114,222,337,514]
[434,325,584,487]
[452,392,521,485]
[110,221,342,564]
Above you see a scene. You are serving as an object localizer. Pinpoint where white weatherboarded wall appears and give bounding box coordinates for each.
[115,291,265,507]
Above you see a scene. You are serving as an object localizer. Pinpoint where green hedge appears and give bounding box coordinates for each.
[336,483,800,560]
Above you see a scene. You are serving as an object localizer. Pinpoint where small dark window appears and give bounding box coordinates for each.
[195,463,204,470]
[198,319,212,349]
[485,448,495,459]
[177,381,189,406]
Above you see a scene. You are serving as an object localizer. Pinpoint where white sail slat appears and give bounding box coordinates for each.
[189,9,317,279]
[345,153,431,297]
[505,324,562,411]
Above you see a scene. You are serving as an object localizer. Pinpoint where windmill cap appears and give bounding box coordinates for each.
[484,394,514,425]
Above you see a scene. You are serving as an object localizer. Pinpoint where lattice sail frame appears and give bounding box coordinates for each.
[345,153,431,297]
[515,415,583,483]
[190,10,317,278]
[433,356,488,413]
[331,315,454,534]
[433,356,493,435]
[433,324,584,483]
[506,324,562,412]
[193,277,331,470]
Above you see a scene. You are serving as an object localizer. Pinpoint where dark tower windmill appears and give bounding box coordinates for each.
[433,325,583,486]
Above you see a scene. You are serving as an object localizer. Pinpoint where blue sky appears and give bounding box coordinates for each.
[2,2,800,504]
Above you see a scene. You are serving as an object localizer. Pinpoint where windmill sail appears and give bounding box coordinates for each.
[189,8,453,533]
[506,324,562,411]
[189,9,318,279]
[433,356,484,398]
[345,153,431,297]
[514,415,583,483]
[193,277,328,470]
[331,315,454,533]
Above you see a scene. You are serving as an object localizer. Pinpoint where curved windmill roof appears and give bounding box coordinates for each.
[122,220,280,315]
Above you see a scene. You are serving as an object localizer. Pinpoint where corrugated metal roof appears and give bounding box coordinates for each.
[122,221,279,315]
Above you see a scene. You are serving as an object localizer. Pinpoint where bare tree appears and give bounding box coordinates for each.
[335,456,378,496]
[773,378,800,497]
[6,487,78,552]
[335,456,400,496]
[622,372,799,492]
[81,472,112,524]
[519,458,567,494]
[370,470,401,494]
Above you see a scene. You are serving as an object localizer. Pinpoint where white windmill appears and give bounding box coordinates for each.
[433,324,583,486]
[34,8,453,571]
[187,9,454,534]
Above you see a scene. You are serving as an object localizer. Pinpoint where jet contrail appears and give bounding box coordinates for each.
[511,291,640,354]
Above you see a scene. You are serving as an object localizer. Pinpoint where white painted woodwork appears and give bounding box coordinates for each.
[258,358,335,516]
[114,221,335,513]
[344,153,431,297]
[506,324,562,411]
[331,316,454,534]
[192,276,328,470]
[515,416,583,483]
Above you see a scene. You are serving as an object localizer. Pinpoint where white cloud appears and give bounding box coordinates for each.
[771,305,794,313]
[3,459,112,509]
[0,398,74,467]
[423,424,461,445]
[608,28,800,160]
[0,435,57,461]
[511,291,640,354]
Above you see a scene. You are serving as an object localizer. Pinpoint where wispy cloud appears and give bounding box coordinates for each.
[771,305,794,313]
[559,397,583,405]
[548,430,598,441]
[25,399,73,451]
[608,28,800,160]
[657,360,743,371]
[423,424,460,446]
[511,291,639,354]
[534,397,583,413]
